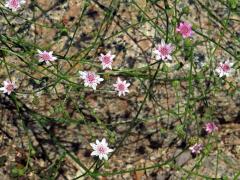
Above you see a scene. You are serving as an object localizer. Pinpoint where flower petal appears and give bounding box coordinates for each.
[91,151,98,156]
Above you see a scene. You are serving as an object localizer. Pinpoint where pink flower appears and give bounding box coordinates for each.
[90,138,113,160]
[5,0,25,11]
[0,80,17,95]
[153,40,173,61]
[79,71,104,90]
[99,51,115,70]
[204,122,218,134]
[176,22,193,38]
[189,143,203,154]
[113,77,130,96]
[216,60,233,77]
[37,50,57,65]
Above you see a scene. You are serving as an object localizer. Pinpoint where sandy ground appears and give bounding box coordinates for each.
[0,0,240,179]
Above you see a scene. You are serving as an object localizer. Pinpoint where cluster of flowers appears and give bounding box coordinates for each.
[79,51,130,96]
[189,122,218,155]
[1,50,131,96]
[1,0,233,161]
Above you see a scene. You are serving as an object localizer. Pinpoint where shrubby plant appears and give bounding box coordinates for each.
[0,0,239,179]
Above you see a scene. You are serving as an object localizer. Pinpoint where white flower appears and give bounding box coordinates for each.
[99,51,115,70]
[216,60,234,77]
[189,143,203,155]
[0,80,17,95]
[90,138,113,160]
[113,77,130,96]
[153,39,174,61]
[37,50,57,65]
[5,0,25,11]
[79,71,104,90]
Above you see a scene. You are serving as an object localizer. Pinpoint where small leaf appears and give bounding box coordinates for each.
[10,166,25,177]
[228,0,238,9]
